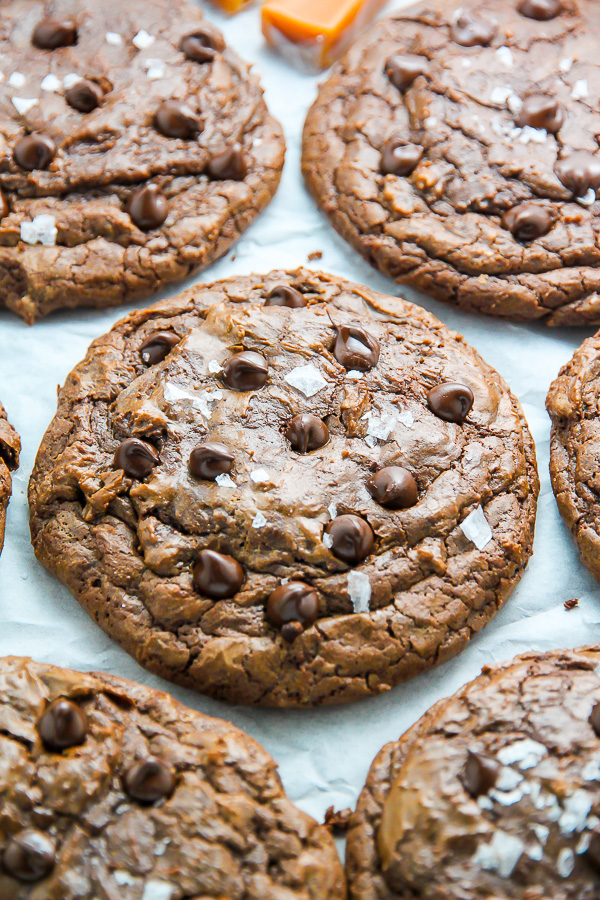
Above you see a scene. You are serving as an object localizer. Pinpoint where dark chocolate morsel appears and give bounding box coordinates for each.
[427,383,474,424]
[32,18,77,50]
[123,756,176,804]
[155,100,200,140]
[334,325,380,371]
[286,415,329,453]
[189,442,234,480]
[267,582,319,641]
[193,549,244,599]
[325,515,374,565]
[450,11,496,46]
[221,351,268,391]
[384,54,428,91]
[206,146,247,181]
[589,701,600,737]
[38,698,88,752]
[462,751,501,797]
[140,332,180,366]
[502,203,553,243]
[555,151,600,198]
[114,438,160,479]
[14,134,56,171]
[517,0,562,20]
[127,184,169,231]
[3,830,55,883]
[180,29,225,64]
[367,466,418,510]
[265,285,307,308]
[381,139,423,177]
[517,94,564,134]
[65,79,104,113]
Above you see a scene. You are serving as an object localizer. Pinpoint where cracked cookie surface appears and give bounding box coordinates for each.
[0,656,344,899]
[0,0,285,322]
[0,402,20,556]
[28,269,539,707]
[302,0,600,325]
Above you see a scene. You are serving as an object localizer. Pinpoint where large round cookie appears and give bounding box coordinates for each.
[302,0,600,325]
[0,403,20,556]
[0,1,285,323]
[0,656,344,899]
[28,269,539,707]
[346,647,600,899]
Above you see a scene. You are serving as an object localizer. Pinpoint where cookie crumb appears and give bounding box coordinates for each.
[308,250,323,261]
[565,598,579,610]
[324,806,352,832]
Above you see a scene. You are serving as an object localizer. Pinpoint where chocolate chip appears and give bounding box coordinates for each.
[32,18,77,50]
[555,151,600,198]
[14,134,56,171]
[127,184,169,231]
[221,351,268,391]
[589,701,600,737]
[123,756,176,804]
[517,94,564,134]
[3,830,55,883]
[517,0,562,20]
[286,415,329,453]
[114,438,160,479]
[38,698,88,752]
[450,11,496,46]
[381,139,423,177]
[189,442,234,480]
[140,332,180,366]
[427,383,474,424]
[462,750,500,797]
[367,467,418,510]
[206,146,247,181]
[333,325,380,371]
[155,100,200,140]
[266,582,319,641]
[325,515,374,565]
[265,285,307,308]
[65,80,104,113]
[180,29,225,64]
[193,549,244,599]
[502,203,554,242]
[385,54,428,91]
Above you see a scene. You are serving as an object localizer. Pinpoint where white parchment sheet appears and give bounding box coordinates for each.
[1,0,599,851]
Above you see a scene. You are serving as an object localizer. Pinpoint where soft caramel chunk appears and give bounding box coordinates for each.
[209,0,253,13]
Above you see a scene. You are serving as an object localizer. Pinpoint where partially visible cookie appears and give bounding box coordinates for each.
[346,648,600,899]
[0,656,345,899]
[0,0,285,322]
[303,0,600,325]
[0,403,20,555]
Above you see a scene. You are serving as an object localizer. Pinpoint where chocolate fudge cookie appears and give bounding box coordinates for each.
[0,403,20,556]
[28,269,538,707]
[346,647,600,899]
[0,656,344,899]
[0,1,284,323]
[302,0,600,325]
[547,332,600,582]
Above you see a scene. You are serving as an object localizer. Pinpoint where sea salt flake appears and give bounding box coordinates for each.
[461,58,472,68]
[146,62,166,80]
[507,93,523,114]
[490,85,513,105]
[12,97,38,115]
[472,830,524,878]
[559,56,573,73]
[41,74,61,92]
[20,215,57,247]
[572,79,588,100]
[559,790,593,834]
[577,832,592,854]
[105,32,123,46]
[526,843,543,861]
[208,360,222,374]
[532,824,550,845]
[114,871,136,886]
[328,503,337,520]
[323,532,333,549]
[477,795,494,810]
[578,187,597,207]
[396,407,414,429]
[142,881,174,900]
[495,767,523,792]
[215,474,236,489]
[63,73,82,88]
[459,506,492,551]
[362,411,397,445]
[491,785,526,806]
[252,511,267,529]
[8,72,25,87]
[155,839,169,856]
[348,571,371,613]
[284,364,327,398]
[133,30,155,49]
[583,755,600,781]
[519,126,547,145]
[497,739,547,770]
[346,370,364,380]
[557,848,575,878]
[464,443,483,469]
[250,468,269,483]
[496,46,513,67]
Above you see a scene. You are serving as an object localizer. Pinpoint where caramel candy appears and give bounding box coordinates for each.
[262,0,387,71]
[209,0,253,13]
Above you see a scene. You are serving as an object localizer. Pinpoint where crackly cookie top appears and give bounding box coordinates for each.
[0,656,344,899]
[28,269,538,707]
[302,0,600,325]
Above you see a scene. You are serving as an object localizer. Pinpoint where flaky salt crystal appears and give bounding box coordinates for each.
[472,830,524,878]
[114,871,136,885]
[348,571,371,613]
[250,468,269,483]
[8,72,25,87]
[252,511,267,529]
[497,739,547,770]
[578,188,596,207]
[396,407,414,429]
[572,79,588,100]
[559,57,573,73]
[208,360,222,373]
[322,532,333,549]
[133,30,155,49]
[557,848,575,878]
[142,882,174,900]
[20,215,57,246]
[12,97,38,115]
[64,73,82,89]
[41,74,61,92]
[459,506,492,551]
[496,46,513,67]
[284,364,327,397]
[328,503,337,520]
[106,32,123,45]
[558,790,593,834]
[490,85,513,104]
[215,474,235,489]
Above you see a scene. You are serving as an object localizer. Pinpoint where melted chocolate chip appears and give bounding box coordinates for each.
[381,139,423,177]
[589,701,600,737]
[502,203,553,242]
[140,332,180,366]
[155,100,199,140]
[193,549,244,599]
[65,80,104,113]
[385,54,429,91]
[38,698,87,752]
[127,184,169,231]
[427,383,474,424]
[189,442,234,480]
[265,285,307,308]
[221,351,268,391]
[180,29,225,64]
[367,466,418,510]
[555,151,600,198]
[517,94,564,134]
[206,146,247,181]
[325,515,374,565]
[462,751,500,797]
[114,438,160,479]
[517,0,562,20]
[14,134,56,171]
[32,18,77,50]
[333,325,380,372]
[3,830,55,883]
[266,582,319,642]
[286,415,329,453]
[123,757,176,804]
[450,11,496,46]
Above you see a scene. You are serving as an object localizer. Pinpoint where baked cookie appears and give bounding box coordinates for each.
[302,0,600,325]
[346,647,600,900]
[0,403,20,556]
[0,1,284,323]
[28,269,539,707]
[0,656,344,899]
